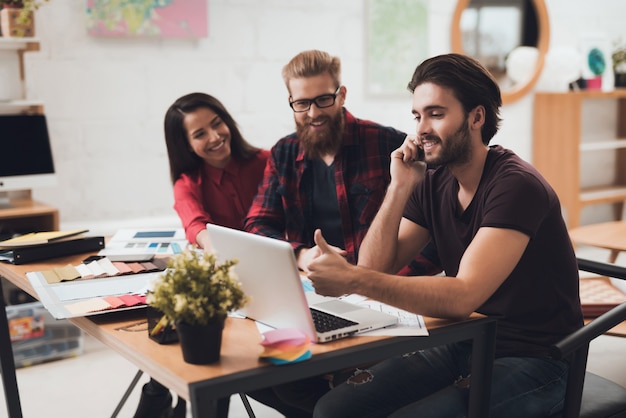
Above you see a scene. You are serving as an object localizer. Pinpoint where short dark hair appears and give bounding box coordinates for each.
[407,53,502,144]
[163,93,260,184]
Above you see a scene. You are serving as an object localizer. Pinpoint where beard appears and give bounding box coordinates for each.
[422,117,472,167]
[295,110,344,160]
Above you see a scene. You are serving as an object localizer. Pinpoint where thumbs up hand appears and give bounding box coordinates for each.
[297,235,347,273]
[307,229,356,297]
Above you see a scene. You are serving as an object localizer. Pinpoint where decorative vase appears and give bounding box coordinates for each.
[176,319,224,365]
[615,72,626,88]
[586,75,602,90]
[0,7,34,37]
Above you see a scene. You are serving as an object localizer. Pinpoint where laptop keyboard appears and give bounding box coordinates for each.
[310,308,358,333]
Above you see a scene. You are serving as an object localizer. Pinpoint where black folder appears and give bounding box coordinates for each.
[0,236,105,265]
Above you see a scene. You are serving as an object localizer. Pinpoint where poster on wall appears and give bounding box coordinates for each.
[86,0,208,38]
[366,0,429,97]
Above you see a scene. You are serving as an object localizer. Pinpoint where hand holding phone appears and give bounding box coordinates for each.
[404,135,424,162]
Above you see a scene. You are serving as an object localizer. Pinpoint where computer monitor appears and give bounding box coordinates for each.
[0,114,57,207]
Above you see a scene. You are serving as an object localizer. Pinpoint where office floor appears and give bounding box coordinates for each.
[1,245,625,418]
[0,333,281,418]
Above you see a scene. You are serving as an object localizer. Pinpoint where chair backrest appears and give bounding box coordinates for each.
[549,258,626,418]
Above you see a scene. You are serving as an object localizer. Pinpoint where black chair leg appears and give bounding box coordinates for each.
[111,369,144,418]
[240,393,257,418]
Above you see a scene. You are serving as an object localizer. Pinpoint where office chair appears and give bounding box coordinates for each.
[549,258,626,418]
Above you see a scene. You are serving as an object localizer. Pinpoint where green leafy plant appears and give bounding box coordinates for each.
[1,0,49,36]
[613,39,626,74]
[147,249,248,327]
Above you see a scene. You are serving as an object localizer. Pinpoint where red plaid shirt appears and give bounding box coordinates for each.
[244,109,440,275]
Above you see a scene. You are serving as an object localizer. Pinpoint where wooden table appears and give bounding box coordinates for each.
[570,221,626,337]
[0,253,497,418]
[569,221,626,263]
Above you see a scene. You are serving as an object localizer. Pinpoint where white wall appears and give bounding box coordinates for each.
[20,0,626,231]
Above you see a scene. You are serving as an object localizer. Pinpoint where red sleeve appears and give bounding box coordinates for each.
[173,174,212,245]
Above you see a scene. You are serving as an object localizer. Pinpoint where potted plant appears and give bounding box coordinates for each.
[147,248,248,364]
[0,0,49,37]
[613,39,626,88]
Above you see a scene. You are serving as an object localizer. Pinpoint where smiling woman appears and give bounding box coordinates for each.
[163,92,269,248]
[451,0,550,104]
[131,92,271,417]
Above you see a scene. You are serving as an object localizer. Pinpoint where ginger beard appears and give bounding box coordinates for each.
[296,111,344,160]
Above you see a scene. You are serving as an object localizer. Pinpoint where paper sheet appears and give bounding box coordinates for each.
[340,294,428,336]
[302,276,429,336]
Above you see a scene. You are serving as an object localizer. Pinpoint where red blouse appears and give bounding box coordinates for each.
[173,150,269,245]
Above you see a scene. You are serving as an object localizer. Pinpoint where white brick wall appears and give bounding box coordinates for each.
[15,0,626,228]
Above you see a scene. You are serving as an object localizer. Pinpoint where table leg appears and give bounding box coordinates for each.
[467,318,496,418]
[0,278,23,418]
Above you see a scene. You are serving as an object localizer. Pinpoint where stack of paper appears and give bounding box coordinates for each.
[259,328,312,365]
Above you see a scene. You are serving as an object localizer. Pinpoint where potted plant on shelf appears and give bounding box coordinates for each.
[613,39,626,88]
[0,0,49,37]
[147,248,248,364]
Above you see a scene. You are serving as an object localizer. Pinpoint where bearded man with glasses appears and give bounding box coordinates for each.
[244,49,441,417]
[246,49,439,277]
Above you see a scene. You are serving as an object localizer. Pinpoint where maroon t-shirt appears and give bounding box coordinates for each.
[404,145,583,358]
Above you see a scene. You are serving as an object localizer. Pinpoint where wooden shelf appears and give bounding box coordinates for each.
[580,186,626,205]
[0,198,59,232]
[533,91,626,228]
[0,37,40,98]
[563,88,626,99]
[580,139,626,151]
[0,40,55,231]
[0,100,44,114]
[0,37,40,52]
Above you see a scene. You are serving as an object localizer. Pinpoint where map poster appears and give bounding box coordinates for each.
[86,0,208,38]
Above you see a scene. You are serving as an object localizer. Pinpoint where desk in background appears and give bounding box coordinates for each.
[569,221,626,264]
[570,221,626,337]
[0,253,497,418]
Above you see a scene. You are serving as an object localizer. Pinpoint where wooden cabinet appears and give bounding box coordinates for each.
[0,191,59,233]
[0,38,57,233]
[533,89,626,229]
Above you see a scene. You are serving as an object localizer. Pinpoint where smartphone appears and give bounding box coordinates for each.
[416,145,425,162]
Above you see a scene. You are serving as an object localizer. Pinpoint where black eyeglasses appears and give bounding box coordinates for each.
[289,86,341,112]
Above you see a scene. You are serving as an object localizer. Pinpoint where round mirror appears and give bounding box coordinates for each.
[451,0,550,104]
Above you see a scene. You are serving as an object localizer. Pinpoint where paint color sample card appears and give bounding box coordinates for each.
[27,270,154,319]
[98,228,188,261]
[109,228,185,242]
[25,257,171,319]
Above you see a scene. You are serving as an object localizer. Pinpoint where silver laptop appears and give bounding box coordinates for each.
[206,224,398,343]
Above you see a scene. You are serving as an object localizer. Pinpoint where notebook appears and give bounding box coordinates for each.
[206,224,398,343]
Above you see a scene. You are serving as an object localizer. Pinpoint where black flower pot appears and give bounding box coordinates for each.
[176,319,224,364]
[615,71,626,88]
[147,306,179,344]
